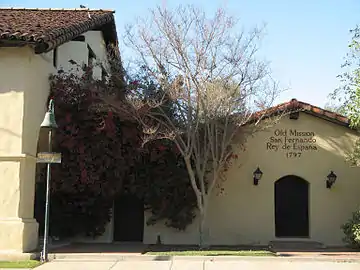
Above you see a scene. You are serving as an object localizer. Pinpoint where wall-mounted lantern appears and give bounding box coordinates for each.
[253,167,263,186]
[326,171,337,189]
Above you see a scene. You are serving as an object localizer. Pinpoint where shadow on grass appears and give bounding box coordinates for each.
[51,243,147,254]
[153,255,172,261]
[272,247,360,254]
[144,244,269,252]
[50,243,360,257]
[144,245,275,256]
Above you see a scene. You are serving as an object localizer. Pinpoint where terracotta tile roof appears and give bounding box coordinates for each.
[0,8,117,53]
[256,98,350,127]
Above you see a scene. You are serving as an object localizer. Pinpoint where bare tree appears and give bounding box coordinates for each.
[114,5,281,246]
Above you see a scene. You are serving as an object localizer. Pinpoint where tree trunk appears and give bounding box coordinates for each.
[199,196,209,249]
[199,210,206,248]
[183,156,210,248]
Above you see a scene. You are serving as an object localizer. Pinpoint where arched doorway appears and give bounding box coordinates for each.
[275,175,309,238]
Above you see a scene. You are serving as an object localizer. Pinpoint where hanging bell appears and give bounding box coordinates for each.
[40,99,58,129]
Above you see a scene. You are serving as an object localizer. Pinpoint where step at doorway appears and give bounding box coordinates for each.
[269,240,326,252]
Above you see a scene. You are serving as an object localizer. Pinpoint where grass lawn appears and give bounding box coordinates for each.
[146,250,275,256]
[0,260,42,269]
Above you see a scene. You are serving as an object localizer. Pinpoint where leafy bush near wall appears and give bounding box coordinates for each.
[341,210,360,248]
[34,68,197,239]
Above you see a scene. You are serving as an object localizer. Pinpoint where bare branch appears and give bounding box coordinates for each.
[119,5,283,246]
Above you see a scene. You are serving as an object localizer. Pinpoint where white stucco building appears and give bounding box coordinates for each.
[141,103,360,248]
[0,7,118,253]
[1,7,360,256]
[97,100,360,248]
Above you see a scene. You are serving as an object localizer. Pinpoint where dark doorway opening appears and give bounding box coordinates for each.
[113,194,144,242]
[275,175,309,238]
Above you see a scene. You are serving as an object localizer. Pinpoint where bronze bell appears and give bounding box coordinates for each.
[40,99,58,129]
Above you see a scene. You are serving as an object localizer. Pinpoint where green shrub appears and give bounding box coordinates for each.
[341,210,360,248]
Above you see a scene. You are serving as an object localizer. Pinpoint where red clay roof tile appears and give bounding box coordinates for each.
[258,99,350,127]
[0,8,117,53]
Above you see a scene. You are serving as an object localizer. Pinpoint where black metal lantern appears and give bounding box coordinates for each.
[326,171,337,189]
[253,167,263,185]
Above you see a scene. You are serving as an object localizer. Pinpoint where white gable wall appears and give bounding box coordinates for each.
[83,31,109,80]
[142,113,360,247]
[56,30,109,80]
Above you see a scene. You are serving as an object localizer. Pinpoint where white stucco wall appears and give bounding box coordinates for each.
[23,50,56,156]
[83,31,109,80]
[57,41,88,75]
[0,29,110,250]
[142,113,360,247]
[0,46,54,217]
[143,211,201,245]
[56,30,109,80]
[0,48,28,156]
[0,46,55,251]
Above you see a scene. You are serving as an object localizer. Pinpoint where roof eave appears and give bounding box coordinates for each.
[302,110,351,128]
[0,11,117,54]
[0,39,36,48]
[244,102,352,130]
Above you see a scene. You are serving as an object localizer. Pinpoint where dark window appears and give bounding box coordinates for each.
[72,35,85,42]
[87,45,96,68]
[53,48,57,68]
[101,66,108,81]
[87,45,96,78]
